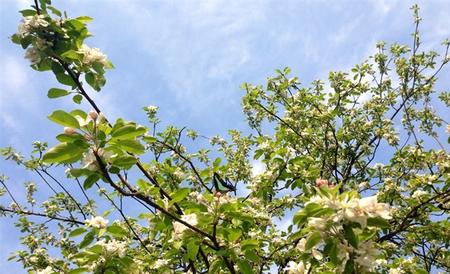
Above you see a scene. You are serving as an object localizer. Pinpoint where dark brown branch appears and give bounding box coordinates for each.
[0,206,84,225]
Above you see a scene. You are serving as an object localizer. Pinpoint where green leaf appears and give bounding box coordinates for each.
[69,227,86,237]
[343,224,358,248]
[84,174,100,190]
[305,231,322,250]
[208,260,223,274]
[42,142,85,164]
[143,136,157,143]
[48,88,69,98]
[56,72,76,87]
[213,157,221,170]
[111,124,147,139]
[113,139,145,154]
[237,259,253,274]
[47,6,62,16]
[187,240,199,261]
[227,228,242,242]
[170,188,190,205]
[244,250,261,263]
[107,225,128,238]
[62,50,80,60]
[367,217,391,229]
[66,19,85,31]
[56,133,83,142]
[324,239,339,265]
[11,34,21,44]
[76,16,93,23]
[110,155,136,169]
[68,268,88,274]
[241,239,259,251]
[19,9,36,16]
[79,231,95,249]
[48,110,80,128]
[109,166,120,174]
[73,94,83,104]
[343,259,355,274]
[85,72,96,89]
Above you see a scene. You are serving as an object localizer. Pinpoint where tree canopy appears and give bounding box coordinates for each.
[1,1,450,273]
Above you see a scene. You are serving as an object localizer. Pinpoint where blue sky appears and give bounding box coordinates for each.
[1,0,449,272]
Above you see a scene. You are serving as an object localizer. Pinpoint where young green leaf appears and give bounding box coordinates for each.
[305,231,322,250]
[48,110,80,128]
[48,88,69,98]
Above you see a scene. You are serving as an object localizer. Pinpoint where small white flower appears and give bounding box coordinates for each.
[78,44,109,66]
[173,213,198,239]
[283,261,309,274]
[307,217,328,230]
[97,238,128,258]
[146,105,158,113]
[37,266,54,274]
[24,47,41,64]
[389,268,404,274]
[151,259,169,269]
[85,216,109,229]
[411,190,428,199]
[296,238,307,252]
[17,15,49,38]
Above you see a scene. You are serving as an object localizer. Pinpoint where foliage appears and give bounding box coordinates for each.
[1,1,449,273]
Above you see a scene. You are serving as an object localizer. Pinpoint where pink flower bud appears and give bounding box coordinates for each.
[315,178,329,188]
[88,110,98,120]
[64,127,76,135]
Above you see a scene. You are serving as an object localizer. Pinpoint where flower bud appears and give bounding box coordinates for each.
[315,178,329,188]
[64,127,76,135]
[88,110,98,120]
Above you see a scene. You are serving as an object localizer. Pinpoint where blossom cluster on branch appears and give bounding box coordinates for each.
[0,1,449,274]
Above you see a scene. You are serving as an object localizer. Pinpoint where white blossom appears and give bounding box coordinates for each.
[411,190,428,199]
[146,105,158,113]
[354,241,381,270]
[85,216,109,229]
[97,238,127,258]
[17,15,49,38]
[36,266,54,274]
[151,259,169,269]
[283,261,309,274]
[78,44,109,66]
[389,268,405,274]
[24,47,40,64]
[173,213,198,239]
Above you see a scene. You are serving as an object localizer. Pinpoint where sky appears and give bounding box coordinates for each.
[0,0,449,272]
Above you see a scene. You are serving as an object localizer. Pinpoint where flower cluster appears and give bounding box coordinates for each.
[78,44,109,67]
[173,213,198,240]
[284,261,310,274]
[85,216,109,229]
[17,15,49,38]
[97,238,127,258]
[288,192,392,272]
[307,194,391,228]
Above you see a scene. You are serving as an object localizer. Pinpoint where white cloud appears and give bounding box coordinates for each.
[15,0,30,9]
[0,56,29,135]
[0,56,27,91]
[110,0,271,111]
